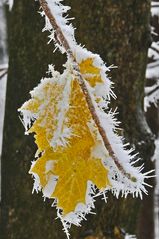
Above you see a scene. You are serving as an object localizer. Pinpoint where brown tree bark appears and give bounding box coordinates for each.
[1,1,155,239]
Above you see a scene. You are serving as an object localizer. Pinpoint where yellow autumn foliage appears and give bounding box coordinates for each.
[21,58,110,215]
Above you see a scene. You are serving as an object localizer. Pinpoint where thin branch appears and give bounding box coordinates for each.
[146,85,159,96]
[147,61,159,69]
[151,46,159,55]
[151,5,159,8]
[39,0,135,181]
[0,70,8,80]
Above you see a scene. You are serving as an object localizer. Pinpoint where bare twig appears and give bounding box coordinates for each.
[146,85,159,96]
[39,0,134,181]
[0,70,8,80]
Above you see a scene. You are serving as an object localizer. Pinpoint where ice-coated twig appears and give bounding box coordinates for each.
[39,0,135,181]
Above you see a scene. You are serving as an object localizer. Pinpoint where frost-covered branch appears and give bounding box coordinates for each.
[39,0,134,181]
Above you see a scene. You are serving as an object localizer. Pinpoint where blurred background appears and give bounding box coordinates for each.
[0,0,159,239]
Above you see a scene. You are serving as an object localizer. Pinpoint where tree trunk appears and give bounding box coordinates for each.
[1,1,155,239]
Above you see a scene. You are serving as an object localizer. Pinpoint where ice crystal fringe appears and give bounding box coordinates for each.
[50,66,72,148]
[19,0,154,237]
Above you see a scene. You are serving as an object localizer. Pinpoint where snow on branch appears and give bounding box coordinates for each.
[0,64,8,80]
[145,5,159,111]
[151,1,159,17]
[4,0,14,10]
[145,82,159,110]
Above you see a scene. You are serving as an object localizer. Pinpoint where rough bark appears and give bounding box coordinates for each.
[1,1,155,239]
